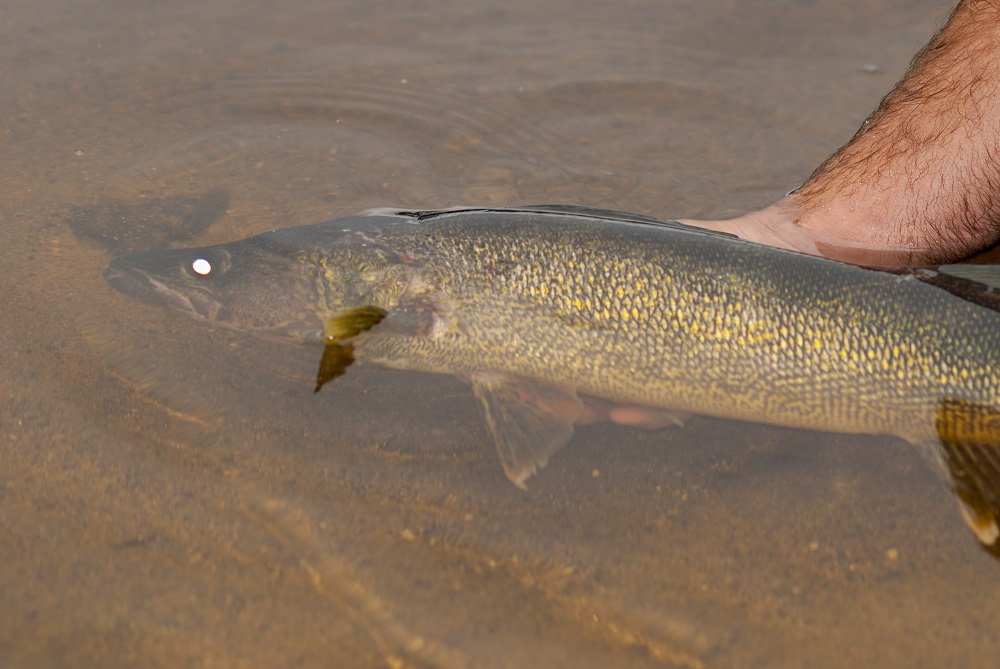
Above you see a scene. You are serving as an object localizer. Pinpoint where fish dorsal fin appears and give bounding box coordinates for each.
[386,205,741,241]
[513,204,679,225]
[907,264,1000,313]
[937,263,1000,290]
[513,204,741,240]
[934,399,1000,554]
[469,373,583,489]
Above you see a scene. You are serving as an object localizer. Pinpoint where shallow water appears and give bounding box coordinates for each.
[4,0,1000,667]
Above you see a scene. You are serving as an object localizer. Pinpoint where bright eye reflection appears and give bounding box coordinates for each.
[191,258,212,276]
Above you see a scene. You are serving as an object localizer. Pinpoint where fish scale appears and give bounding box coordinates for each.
[104,205,1000,550]
[360,213,996,440]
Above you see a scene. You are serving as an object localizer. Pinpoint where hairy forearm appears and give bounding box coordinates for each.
[790,0,1000,262]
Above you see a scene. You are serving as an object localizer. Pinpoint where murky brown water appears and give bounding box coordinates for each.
[4,0,999,667]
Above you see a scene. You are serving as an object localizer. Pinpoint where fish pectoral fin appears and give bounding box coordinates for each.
[314,306,389,393]
[314,343,355,392]
[324,306,388,341]
[469,374,583,489]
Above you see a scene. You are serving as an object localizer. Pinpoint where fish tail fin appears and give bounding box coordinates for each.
[933,399,1000,553]
[939,439,1000,548]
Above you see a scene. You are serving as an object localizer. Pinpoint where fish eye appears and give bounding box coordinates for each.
[191,258,212,276]
[184,249,231,278]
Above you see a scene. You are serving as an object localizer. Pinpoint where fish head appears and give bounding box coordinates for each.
[104,221,410,344]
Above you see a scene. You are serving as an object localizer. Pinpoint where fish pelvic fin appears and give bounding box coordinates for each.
[469,374,582,489]
[933,399,1000,552]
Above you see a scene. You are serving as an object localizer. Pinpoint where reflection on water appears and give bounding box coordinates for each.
[4,0,999,667]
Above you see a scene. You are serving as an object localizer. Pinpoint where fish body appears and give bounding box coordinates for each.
[104,206,1000,547]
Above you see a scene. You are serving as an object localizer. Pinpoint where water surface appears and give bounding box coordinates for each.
[4,0,999,667]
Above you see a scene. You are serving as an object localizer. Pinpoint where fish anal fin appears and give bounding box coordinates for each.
[933,399,1000,552]
[470,374,582,489]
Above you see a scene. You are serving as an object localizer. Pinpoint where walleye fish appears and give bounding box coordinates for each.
[103,206,1000,551]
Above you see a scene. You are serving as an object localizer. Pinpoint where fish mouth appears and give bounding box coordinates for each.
[103,264,227,321]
